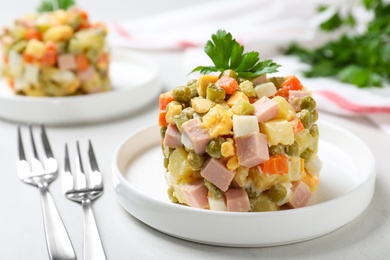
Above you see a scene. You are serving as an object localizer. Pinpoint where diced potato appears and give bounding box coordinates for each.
[202,104,233,138]
[190,97,215,114]
[249,166,291,192]
[8,50,23,76]
[272,96,296,120]
[167,148,193,183]
[227,91,249,107]
[254,82,277,98]
[43,25,73,42]
[305,156,322,177]
[208,197,227,211]
[165,104,182,124]
[197,75,218,97]
[24,39,45,58]
[234,166,249,187]
[260,119,294,146]
[23,64,40,84]
[289,156,302,181]
[232,115,259,137]
[238,80,257,98]
[294,129,314,153]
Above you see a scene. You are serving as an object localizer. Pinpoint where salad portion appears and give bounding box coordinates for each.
[0,7,110,96]
[159,30,321,212]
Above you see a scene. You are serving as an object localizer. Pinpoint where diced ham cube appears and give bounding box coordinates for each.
[235,132,269,168]
[58,54,76,70]
[288,90,311,111]
[181,118,211,155]
[77,66,95,82]
[288,181,312,208]
[164,124,182,148]
[181,179,209,209]
[225,188,250,212]
[253,96,279,122]
[201,158,235,192]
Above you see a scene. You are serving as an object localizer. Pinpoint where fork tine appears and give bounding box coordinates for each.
[17,125,26,161]
[41,124,54,159]
[63,143,75,193]
[29,125,39,160]
[75,141,88,190]
[87,140,103,189]
[88,140,100,172]
[28,125,45,175]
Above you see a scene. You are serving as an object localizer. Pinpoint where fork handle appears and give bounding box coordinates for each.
[82,199,107,260]
[39,186,77,260]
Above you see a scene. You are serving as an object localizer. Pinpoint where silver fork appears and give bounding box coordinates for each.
[63,140,106,260]
[17,125,77,260]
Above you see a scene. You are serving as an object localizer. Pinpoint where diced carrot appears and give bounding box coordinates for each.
[275,75,303,98]
[159,92,174,111]
[281,75,303,91]
[158,110,168,127]
[40,43,57,66]
[261,154,289,175]
[25,28,42,41]
[215,76,238,95]
[23,53,35,63]
[7,79,15,90]
[248,97,258,104]
[290,118,305,133]
[74,54,90,71]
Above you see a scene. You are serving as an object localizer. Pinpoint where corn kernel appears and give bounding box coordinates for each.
[227,156,239,170]
[221,141,235,157]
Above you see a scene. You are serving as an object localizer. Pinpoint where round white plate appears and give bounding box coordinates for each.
[0,48,162,125]
[112,121,376,247]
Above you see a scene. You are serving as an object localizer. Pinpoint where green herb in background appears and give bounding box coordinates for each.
[38,0,75,12]
[192,30,281,78]
[285,0,390,88]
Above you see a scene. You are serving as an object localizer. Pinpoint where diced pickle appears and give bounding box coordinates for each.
[187,151,206,170]
[163,158,169,169]
[239,80,257,98]
[206,137,225,158]
[173,113,189,132]
[204,179,223,199]
[267,77,285,89]
[206,84,226,102]
[309,124,319,138]
[300,148,312,161]
[221,69,238,81]
[251,194,278,212]
[173,85,192,103]
[232,98,254,115]
[187,79,198,98]
[160,127,167,138]
[299,96,316,111]
[269,185,288,204]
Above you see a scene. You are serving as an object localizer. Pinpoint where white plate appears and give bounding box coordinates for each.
[112,121,376,247]
[0,48,162,125]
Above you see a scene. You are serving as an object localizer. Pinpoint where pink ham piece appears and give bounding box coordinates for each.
[288,90,311,111]
[253,96,279,122]
[225,188,250,212]
[181,179,209,209]
[288,181,312,208]
[57,54,76,70]
[201,158,235,192]
[235,132,269,168]
[181,118,211,155]
[77,66,95,82]
[164,124,182,148]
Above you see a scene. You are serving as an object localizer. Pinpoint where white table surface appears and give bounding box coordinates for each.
[1,1,390,259]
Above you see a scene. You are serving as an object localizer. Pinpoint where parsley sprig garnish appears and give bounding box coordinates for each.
[192,30,280,78]
[38,0,75,12]
[285,0,389,88]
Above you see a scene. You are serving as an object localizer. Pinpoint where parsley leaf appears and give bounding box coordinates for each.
[192,30,280,78]
[285,0,389,88]
[38,0,75,12]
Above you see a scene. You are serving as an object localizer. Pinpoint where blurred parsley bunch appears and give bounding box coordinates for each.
[38,0,75,12]
[285,0,390,88]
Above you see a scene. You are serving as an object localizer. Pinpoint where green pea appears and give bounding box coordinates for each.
[204,179,223,199]
[309,124,319,138]
[268,77,286,89]
[300,148,312,161]
[206,84,226,102]
[297,109,312,128]
[285,141,299,156]
[299,96,316,111]
[206,137,225,158]
[187,79,199,98]
[251,194,278,212]
[187,151,206,170]
[160,127,167,138]
[269,145,284,156]
[173,85,192,103]
[311,109,319,123]
[269,185,288,204]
